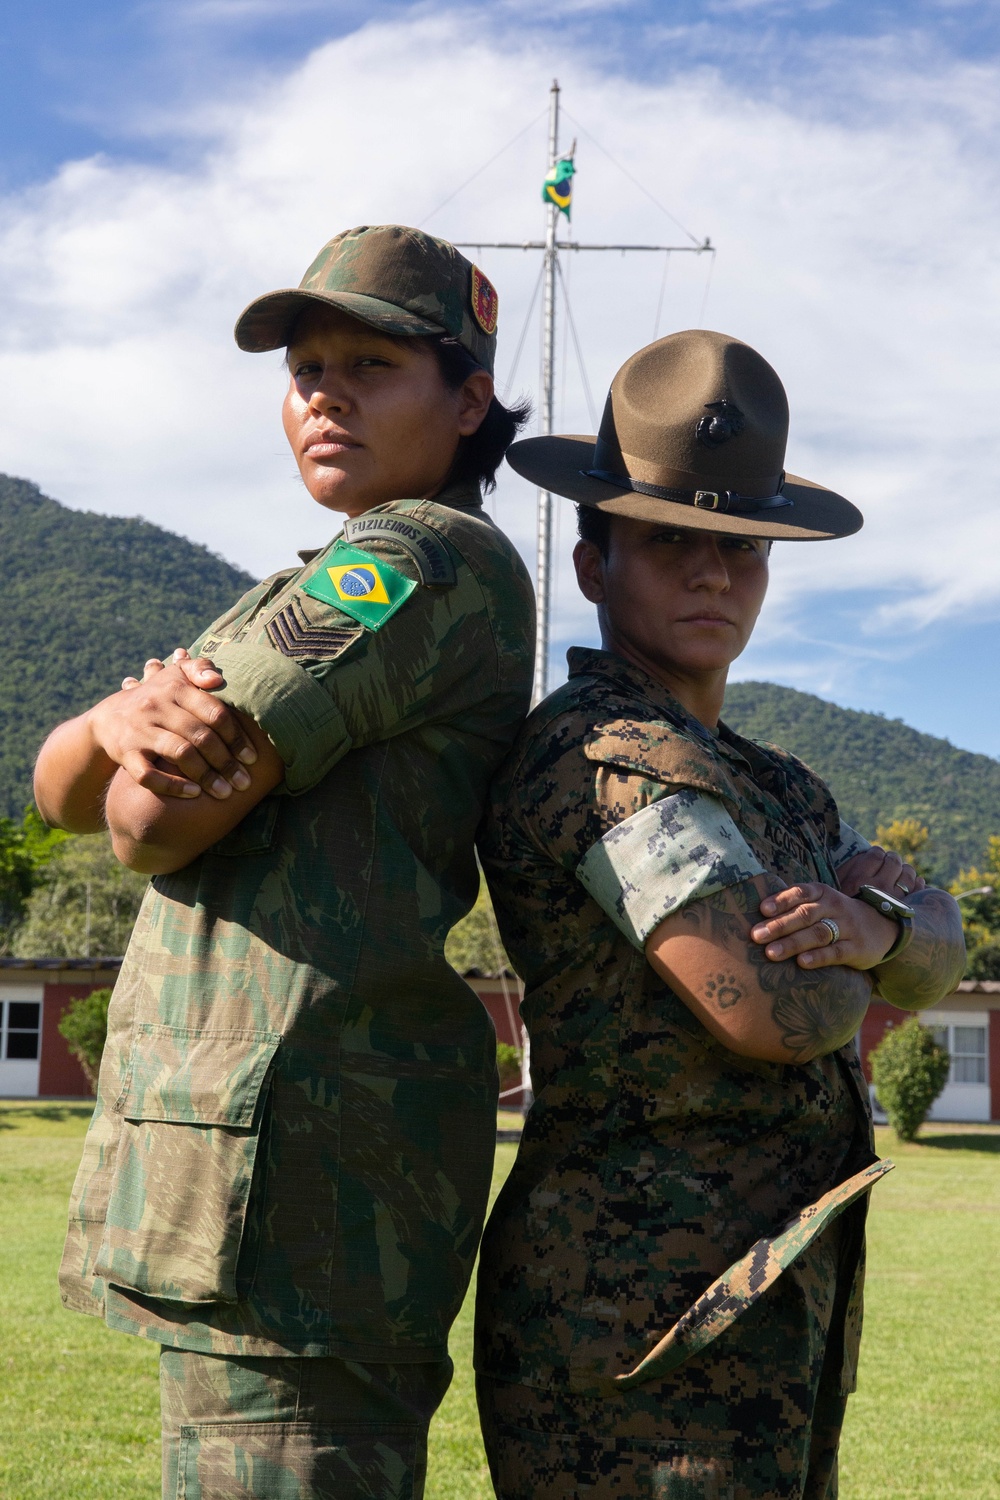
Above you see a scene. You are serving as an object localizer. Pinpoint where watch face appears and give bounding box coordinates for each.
[858,885,914,918]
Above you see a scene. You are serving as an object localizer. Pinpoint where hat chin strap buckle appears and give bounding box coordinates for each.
[582,468,793,515]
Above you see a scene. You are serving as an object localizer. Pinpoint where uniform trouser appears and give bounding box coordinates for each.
[159,1349,453,1500]
[477,1203,859,1499]
[476,1374,848,1500]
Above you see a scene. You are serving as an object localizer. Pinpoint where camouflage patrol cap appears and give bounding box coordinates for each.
[235,225,498,374]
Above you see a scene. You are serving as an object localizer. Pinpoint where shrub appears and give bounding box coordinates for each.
[57,987,112,1093]
[496,1042,522,1090]
[869,1017,950,1141]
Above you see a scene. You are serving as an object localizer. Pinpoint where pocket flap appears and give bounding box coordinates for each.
[120,1025,280,1126]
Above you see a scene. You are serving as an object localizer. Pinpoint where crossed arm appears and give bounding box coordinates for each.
[37,653,967,1051]
[34,654,285,874]
[646,853,966,1065]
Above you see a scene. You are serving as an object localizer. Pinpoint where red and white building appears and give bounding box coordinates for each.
[0,957,121,1098]
[3,959,998,1122]
[861,982,1000,1124]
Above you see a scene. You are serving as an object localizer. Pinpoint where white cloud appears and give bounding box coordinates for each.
[0,9,998,696]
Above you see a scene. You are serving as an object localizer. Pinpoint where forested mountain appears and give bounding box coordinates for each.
[723,681,1000,880]
[0,474,255,817]
[1,473,997,880]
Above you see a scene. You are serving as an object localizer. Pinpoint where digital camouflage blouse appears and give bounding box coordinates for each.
[476,647,880,1403]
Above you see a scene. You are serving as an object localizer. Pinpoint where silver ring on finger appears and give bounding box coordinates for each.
[819,918,840,946]
[895,881,911,895]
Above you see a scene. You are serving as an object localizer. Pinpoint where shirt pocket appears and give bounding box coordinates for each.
[95,1024,280,1304]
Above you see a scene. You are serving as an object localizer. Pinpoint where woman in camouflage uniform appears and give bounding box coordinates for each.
[35,226,534,1500]
[474,330,965,1499]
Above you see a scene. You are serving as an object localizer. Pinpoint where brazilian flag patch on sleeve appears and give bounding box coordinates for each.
[300,540,417,631]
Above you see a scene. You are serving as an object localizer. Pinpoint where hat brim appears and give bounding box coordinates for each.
[506,435,863,541]
[234,288,446,352]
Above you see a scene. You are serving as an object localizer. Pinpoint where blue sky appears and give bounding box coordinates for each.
[5,0,999,189]
[2,0,1000,757]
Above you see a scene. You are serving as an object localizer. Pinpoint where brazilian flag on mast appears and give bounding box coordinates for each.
[542,151,576,219]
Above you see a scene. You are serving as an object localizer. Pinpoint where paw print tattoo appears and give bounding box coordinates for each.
[703,972,742,1010]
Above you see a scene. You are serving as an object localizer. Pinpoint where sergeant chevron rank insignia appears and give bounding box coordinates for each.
[300,541,416,629]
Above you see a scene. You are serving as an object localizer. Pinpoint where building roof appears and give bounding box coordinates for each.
[0,957,123,971]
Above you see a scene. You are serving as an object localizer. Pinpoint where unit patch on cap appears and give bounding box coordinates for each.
[300,541,416,630]
[471,266,499,336]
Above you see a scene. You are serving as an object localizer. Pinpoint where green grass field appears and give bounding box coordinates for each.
[0,1104,997,1499]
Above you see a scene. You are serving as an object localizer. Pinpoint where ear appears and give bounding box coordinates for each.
[456,370,494,436]
[573,539,607,604]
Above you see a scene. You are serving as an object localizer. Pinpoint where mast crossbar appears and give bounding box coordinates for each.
[455,241,710,253]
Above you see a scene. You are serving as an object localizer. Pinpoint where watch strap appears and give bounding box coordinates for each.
[856,884,915,964]
[878,911,913,962]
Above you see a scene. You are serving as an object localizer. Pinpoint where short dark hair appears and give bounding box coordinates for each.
[428,336,531,492]
[576,503,612,558]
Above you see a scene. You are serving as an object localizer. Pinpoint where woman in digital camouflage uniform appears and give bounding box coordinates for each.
[35,225,534,1500]
[474,329,965,1500]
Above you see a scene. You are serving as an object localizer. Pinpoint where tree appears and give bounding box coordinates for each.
[13,832,148,958]
[869,1018,950,1142]
[57,987,112,1093]
[0,808,70,951]
[949,834,1000,971]
[965,941,1000,981]
[445,880,512,977]
[875,818,932,879]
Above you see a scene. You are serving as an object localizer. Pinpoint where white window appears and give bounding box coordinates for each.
[917,1009,991,1122]
[1,1000,41,1061]
[0,985,43,1097]
[931,1024,987,1085]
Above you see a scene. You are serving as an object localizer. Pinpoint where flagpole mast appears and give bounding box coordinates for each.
[454,88,713,710]
[534,79,560,708]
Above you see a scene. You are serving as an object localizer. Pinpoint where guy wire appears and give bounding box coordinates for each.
[416,109,548,229]
[555,255,599,431]
[502,258,546,403]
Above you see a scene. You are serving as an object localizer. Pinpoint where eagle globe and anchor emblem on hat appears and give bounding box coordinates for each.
[505,328,864,541]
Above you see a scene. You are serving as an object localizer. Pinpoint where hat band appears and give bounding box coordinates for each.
[584,468,794,515]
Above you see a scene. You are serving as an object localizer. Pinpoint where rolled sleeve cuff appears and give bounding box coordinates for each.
[577,789,766,950]
[208,642,351,794]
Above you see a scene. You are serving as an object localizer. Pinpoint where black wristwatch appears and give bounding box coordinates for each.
[855,884,915,963]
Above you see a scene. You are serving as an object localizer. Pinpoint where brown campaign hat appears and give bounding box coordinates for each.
[506,329,862,540]
[235,224,499,374]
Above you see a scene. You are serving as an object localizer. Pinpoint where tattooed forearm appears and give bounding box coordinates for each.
[873,887,966,1010]
[752,946,871,1062]
[668,876,881,1068]
[675,876,873,1063]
